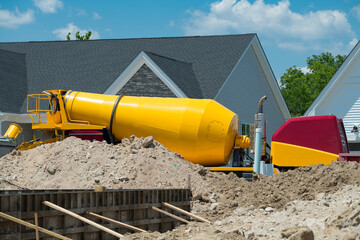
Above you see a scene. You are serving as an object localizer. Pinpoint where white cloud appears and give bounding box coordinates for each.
[184,0,355,51]
[76,8,86,16]
[33,0,63,13]
[91,31,100,39]
[0,7,34,28]
[351,4,360,21]
[277,42,308,51]
[93,12,102,20]
[52,23,100,40]
[349,38,358,49]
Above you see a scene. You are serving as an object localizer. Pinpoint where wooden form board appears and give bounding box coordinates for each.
[0,189,191,240]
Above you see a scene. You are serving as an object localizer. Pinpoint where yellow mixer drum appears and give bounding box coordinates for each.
[65,91,239,166]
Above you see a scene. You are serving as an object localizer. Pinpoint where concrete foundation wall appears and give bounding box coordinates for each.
[0,189,191,239]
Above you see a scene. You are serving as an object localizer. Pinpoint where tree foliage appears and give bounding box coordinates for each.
[66,31,92,40]
[280,52,346,117]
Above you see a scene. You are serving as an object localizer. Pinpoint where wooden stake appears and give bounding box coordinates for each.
[43,201,123,239]
[0,212,71,240]
[89,212,147,233]
[162,202,211,224]
[34,212,39,240]
[94,186,105,192]
[151,206,189,224]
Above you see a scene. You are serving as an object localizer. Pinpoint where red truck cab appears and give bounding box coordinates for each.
[271,115,349,167]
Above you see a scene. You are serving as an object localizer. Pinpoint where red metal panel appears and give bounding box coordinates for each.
[272,115,344,155]
[338,153,360,162]
[68,130,103,141]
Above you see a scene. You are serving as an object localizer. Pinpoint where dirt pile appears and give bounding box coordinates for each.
[125,185,360,240]
[1,137,359,213]
[1,137,360,239]
[200,161,360,219]
[0,137,212,197]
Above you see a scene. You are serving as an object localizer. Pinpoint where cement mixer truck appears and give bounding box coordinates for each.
[1,90,350,175]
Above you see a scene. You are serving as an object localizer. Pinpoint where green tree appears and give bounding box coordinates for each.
[280,52,346,117]
[66,30,92,40]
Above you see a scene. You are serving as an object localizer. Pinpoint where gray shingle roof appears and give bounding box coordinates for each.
[0,49,27,113]
[145,51,202,98]
[0,34,255,113]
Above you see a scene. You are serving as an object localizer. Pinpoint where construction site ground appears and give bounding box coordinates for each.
[1,136,360,239]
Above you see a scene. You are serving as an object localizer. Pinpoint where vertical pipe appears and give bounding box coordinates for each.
[253,128,262,174]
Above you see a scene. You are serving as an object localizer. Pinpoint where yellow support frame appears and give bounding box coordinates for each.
[27,90,105,131]
[209,167,279,174]
[18,90,106,150]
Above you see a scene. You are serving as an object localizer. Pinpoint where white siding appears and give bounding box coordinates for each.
[314,53,360,142]
[215,45,286,143]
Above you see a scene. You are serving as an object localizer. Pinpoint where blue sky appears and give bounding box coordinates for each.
[1,0,360,80]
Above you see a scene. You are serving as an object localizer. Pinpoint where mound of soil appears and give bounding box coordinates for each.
[0,137,211,198]
[126,185,360,240]
[203,161,360,219]
[1,137,359,215]
[1,136,360,239]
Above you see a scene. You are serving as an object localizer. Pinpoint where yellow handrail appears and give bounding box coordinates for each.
[27,94,54,124]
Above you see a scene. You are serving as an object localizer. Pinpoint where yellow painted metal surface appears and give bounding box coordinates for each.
[27,90,106,131]
[271,141,339,167]
[4,124,23,140]
[234,135,250,149]
[210,166,280,174]
[210,166,279,174]
[209,167,253,172]
[46,111,62,125]
[17,137,59,151]
[65,91,239,166]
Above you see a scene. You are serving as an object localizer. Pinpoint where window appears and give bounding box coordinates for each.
[241,123,250,136]
[349,143,360,152]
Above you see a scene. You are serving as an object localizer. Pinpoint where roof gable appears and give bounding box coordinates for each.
[145,52,202,98]
[104,51,188,98]
[305,41,360,116]
[117,63,177,98]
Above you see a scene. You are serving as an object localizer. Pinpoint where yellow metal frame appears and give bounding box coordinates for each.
[208,167,279,174]
[18,90,106,150]
[27,90,105,131]
[209,167,254,172]
[27,93,54,124]
[17,136,60,150]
